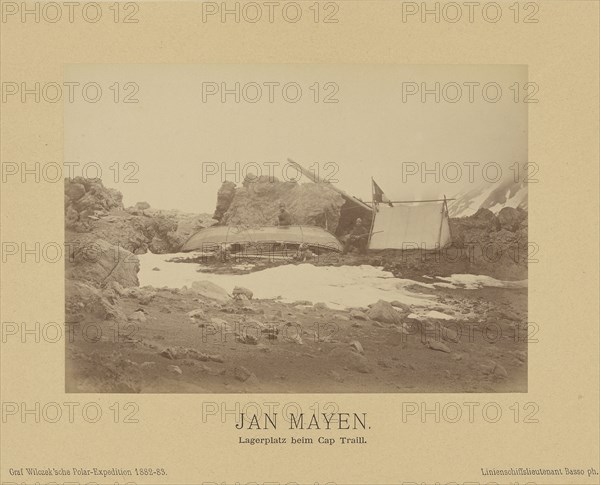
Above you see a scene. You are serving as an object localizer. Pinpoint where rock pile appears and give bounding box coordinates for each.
[213,176,346,233]
[65,177,215,255]
[450,207,527,247]
[65,177,123,232]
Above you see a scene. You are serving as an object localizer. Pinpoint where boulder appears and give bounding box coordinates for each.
[65,177,123,214]
[232,286,253,300]
[329,347,372,373]
[513,350,527,362]
[350,309,368,320]
[440,325,460,343]
[213,181,237,222]
[390,300,411,312]
[493,363,508,378]
[65,205,81,230]
[292,300,312,306]
[66,238,139,288]
[234,366,254,382]
[187,309,205,320]
[426,339,451,353]
[122,286,155,304]
[349,340,364,354]
[135,201,151,210]
[160,348,175,359]
[210,317,230,327]
[167,365,183,375]
[65,280,125,322]
[497,207,525,232]
[149,235,170,254]
[457,208,500,232]
[128,310,147,323]
[367,300,403,324]
[66,183,85,201]
[150,214,177,236]
[107,281,125,296]
[192,281,232,302]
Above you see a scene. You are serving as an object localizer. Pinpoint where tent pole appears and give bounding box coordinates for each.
[367,177,377,249]
[444,195,453,243]
[386,198,455,204]
[437,195,446,248]
[287,158,373,213]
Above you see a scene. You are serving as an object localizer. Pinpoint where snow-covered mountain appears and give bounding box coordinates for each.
[449,179,528,217]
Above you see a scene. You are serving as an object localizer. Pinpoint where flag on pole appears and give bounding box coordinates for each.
[372,179,393,206]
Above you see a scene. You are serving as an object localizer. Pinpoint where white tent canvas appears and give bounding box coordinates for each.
[368,201,451,250]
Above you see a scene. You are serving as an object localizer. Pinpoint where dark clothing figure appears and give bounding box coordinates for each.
[343,222,368,255]
[278,209,292,226]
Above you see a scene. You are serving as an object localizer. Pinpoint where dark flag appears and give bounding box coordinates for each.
[372,179,393,206]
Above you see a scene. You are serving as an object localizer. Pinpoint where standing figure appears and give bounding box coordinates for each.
[277,202,292,227]
[342,218,369,255]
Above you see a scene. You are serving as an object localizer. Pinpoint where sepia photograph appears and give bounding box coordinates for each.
[63,64,530,393]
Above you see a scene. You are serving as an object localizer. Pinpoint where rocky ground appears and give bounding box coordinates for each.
[65,177,528,393]
[66,282,527,393]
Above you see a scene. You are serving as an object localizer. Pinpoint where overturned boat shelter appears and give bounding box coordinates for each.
[181,225,343,253]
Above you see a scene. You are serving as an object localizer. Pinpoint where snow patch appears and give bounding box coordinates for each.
[138,253,439,310]
[435,274,528,290]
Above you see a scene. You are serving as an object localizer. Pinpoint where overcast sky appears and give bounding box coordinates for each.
[65,64,527,213]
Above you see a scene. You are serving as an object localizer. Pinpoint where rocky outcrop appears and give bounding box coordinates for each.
[63,178,220,328]
[449,207,527,249]
[459,208,500,232]
[65,177,124,232]
[65,177,215,254]
[82,209,211,255]
[65,280,125,322]
[216,176,346,233]
[138,209,215,254]
[66,237,140,288]
[65,234,139,324]
[213,181,236,222]
[438,206,529,280]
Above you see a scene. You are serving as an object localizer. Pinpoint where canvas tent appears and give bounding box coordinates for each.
[368,200,451,250]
